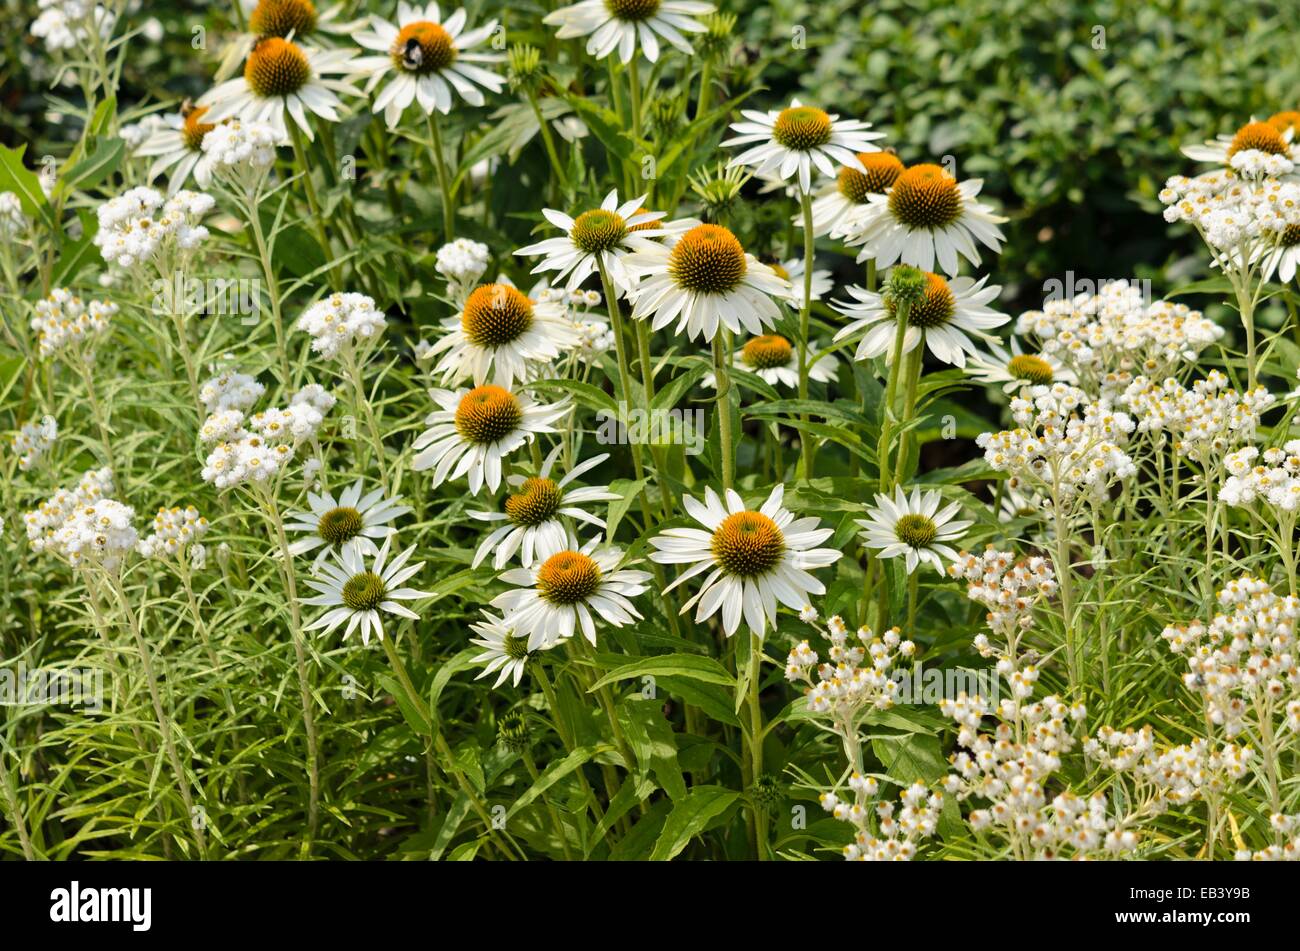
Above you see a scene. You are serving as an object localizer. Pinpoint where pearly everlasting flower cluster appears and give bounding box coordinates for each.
[119,114,165,153]
[30,0,114,53]
[1016,281,1222,395]
[295,293,388,360]
[1120,371,1273,465]
[1219,442,1300,511]
[1086,727,1252,808]
[24,469,134,570]
[0,192,27,240]
[199,369,265,414]
[820,780,942,861]
[1161,575,1300,738]
[94,187,214,269]
[976,383,1136,503]
[948,547,1056,641]
[137,505,211,565]
[200,120,280,186]
[436,238,491,286]
[30,288,116,360]
[1236,814,1300,861]
[1160,173,1300,273]
[12,415,58,471]
[201,387,331,490]
[785,617,913,718]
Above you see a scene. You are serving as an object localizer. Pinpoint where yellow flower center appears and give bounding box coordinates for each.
[888,163,963,229]
[318,506,364,546]
[741,334,794,369]
[885,271,954,329]
[341,571,386,611]
[604,0,661,22]
[454,385,523,444]
[504,477,563,527]
[837,151,904,204]
[245,37,311,98]
[895,513,937,549]
[571,209,629,253]
[249,0,318,38]
[711,511,785,577]
[1282,223,1300,247]
[391,21,457,74]
[1227,121,1289,158]
[537,550,602,604]
[1006,354,1054,385]
[1268,111,1300,136]
[669,224,748,294]
[462,284,534,348]
[182,104,215,152]
[772,105,833,151]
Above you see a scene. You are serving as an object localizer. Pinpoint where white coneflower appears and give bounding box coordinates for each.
[302,536,427,645]
[769,257,832,307]
[842,163,1007,277]
[514,190,670,296]
[216,0,357,79]
[857,486,971,575]
[964,338,1075,394]
[705,334,837,390]
[831,271,1008,368]
[491,535,650,649]
[807,151,905,238]
[199,37,364,141]
[470,611,540,687]
[624,223,788,342]
[1260,222,1300,283]
[471,450,618,569]
[1182,120,1299,176]
[543,0,715,64]
[724,100,885,194]
[134,103,222,194]
[285,480,411,565]
[426,282,579,387]
[648,484,842,637]
[352,3,505,128]
[410,384,569,494]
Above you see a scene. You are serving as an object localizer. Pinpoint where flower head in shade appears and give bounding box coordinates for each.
[858,486,971,575]
[832,271,1007,368]
[769,257,833,308]
[470,610,546,687]
[471,449,618,569]
[807,151,905,238]
[514,190,670,296]
[842,163,1007,276]
[411,385,569,494]
[134,103,223,194]
[724,101,886,194]
[285,479,411,565]
[199,37,364,141]
[352,3,505,128]
[31,289,116,361]
[649,484,842,637]
[302,536,427,645]
[491,534,651,649]
[625,223,788,342]
[705,335,837,390]
[544,0,715,64]
[427,283,579,387]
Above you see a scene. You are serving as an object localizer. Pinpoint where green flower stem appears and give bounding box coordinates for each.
[713,332,736,490]
[343,347,389,489]
[525,89,568,194]
[877,300,912,492]
[71,358,116,478]
[242,186,292,390]
[745,631,769,860]
[0,734,37,861]
[106,574,209,859]
[522,747,575,860]
[427,112,457,242]
[288,122,340,290]
[797,190,816,479]
[257,488,321,858]
[893,346,923,485]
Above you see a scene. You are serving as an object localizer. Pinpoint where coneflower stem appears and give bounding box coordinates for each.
[797,190,816,479]
[878,300,912,491]
[288,122,340,290]
[713,332,735,490]
[745,631,769,860]
[427,112,457,243]
[893,346,922,484]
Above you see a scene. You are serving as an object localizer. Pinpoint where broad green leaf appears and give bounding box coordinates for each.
[588,653,736,691]
[648,786,739,860]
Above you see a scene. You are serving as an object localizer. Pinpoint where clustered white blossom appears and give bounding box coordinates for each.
[1161,575,1300,739]
[295,293,388,360]
[785,616,913,717]
[535,285,613,359]
[11,415,58,471]
[94,187,213,269]
[201,387,331,490]
[819,780,943,861]
[30,0,115,53]
[1237,814,1300,861]
[1219,442,1300,511]
[0,191,27,240]
[137,505,211,566]
[30,288,116,360]
[975,383,1136,503]
[118,114,165,152]
[948,547,1057,643]
[24,469,135,570]
[200,119,280,188]
[199,368,265,414]
[1121,371,1272,464]
[1016,281,1222,395]
[435,238,491,305]
[1160,173,1300,276]
[1086,726,1252,809]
